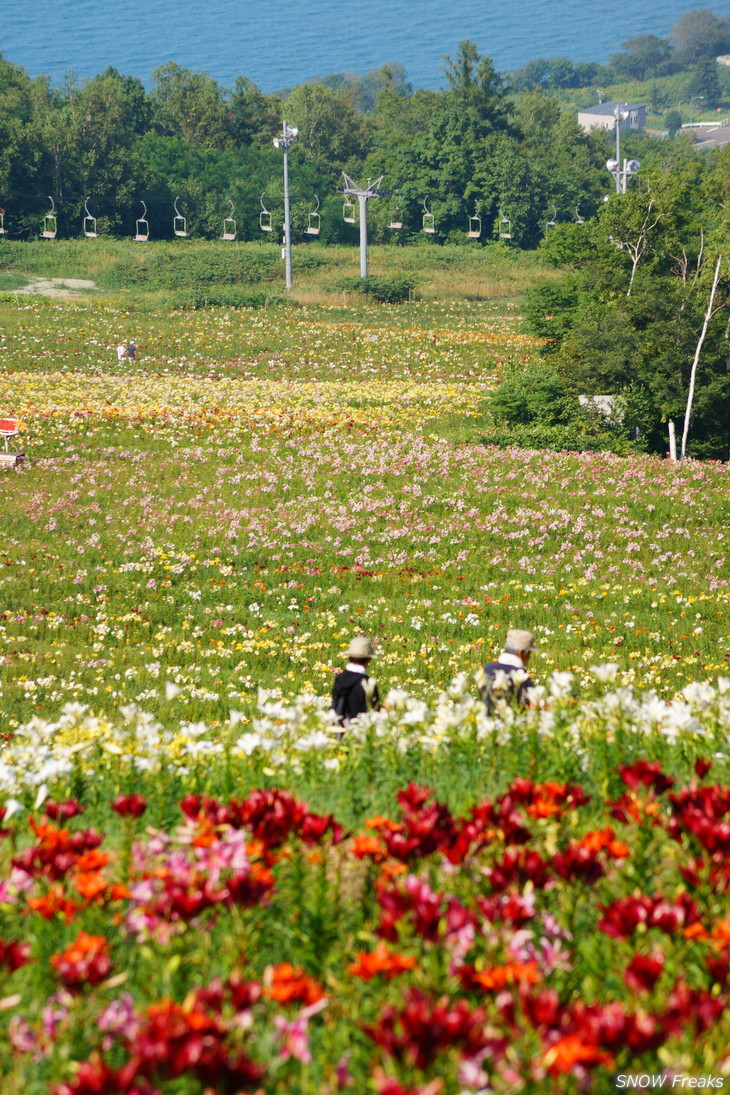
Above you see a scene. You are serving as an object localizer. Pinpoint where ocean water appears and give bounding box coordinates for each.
[2,0,729,92]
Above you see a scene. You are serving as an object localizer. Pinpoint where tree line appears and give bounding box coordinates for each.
[513,5,730,92]
[1,8,728,247]
[0,44,611,247]
[0,25,694,246]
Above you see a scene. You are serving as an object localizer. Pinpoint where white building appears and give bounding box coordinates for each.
[577,101,646,135]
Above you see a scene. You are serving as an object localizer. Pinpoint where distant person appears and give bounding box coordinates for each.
[478,629,537,712]
[127,341,136,360]
[116,341,127,362]
[331,637,380,727]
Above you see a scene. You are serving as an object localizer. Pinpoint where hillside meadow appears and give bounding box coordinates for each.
[0,291,727,729]
[0,259,729,1093]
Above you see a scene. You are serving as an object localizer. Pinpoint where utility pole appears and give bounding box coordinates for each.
[273,121,298,291]
[340,173,388,278]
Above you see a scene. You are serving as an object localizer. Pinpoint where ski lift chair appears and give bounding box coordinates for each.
[221,200,236,241]
[0,419,21,452]
[546,204,557,230]
[0,209,6,236]
[575,205,585,225]
[134,201,150,241]
[83,197,97,238]
[498,207,512,240]
[41,196,57,239]
[467,202,482,239]
[389,202,403,230]
[260,194,272,232]
[173,197,187,238]
[422,198,435,234]
[343,198,356,224]
[305,195,320,236]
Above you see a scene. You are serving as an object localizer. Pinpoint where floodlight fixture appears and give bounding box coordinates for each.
[606,106,641,195]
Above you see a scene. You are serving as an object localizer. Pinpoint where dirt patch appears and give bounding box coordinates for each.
[13,277,97,299]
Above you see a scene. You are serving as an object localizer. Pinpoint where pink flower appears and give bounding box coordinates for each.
[98,992,140,1051]
[274,1014,312,1063]
[8,1015,37,1055]
[335,1053,352,1088]
[273,997,327,1063]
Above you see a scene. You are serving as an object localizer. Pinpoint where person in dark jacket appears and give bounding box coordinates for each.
[331,636,380,727]
[478,628,538,712]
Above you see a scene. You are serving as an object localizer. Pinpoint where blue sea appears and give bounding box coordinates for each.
[2,0,730,91]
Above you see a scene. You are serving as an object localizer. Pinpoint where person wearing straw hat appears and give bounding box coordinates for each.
[331,636,380,726]
[477,628,538,712]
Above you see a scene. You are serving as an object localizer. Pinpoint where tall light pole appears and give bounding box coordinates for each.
[606,104,640,194]
[273,121,298,291]
[341,173,388,278]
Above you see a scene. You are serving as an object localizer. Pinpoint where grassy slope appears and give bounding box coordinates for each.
[0,239,552,307]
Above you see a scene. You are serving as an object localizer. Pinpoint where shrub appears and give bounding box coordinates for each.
[489,362,576,427]
[102,247,280,290]
[164,288,286,309]
[333,275,415,303]
[485,363,641,454]
[477,422,642,455]
[523,279,580,346]
[664,109,683,136]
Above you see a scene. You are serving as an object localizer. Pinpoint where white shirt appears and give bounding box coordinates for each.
[497,652,524,669]
[345,662,367,674]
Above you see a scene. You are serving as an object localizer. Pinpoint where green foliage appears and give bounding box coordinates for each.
[163,287,286,309]
[670,6,730,62]
[442,40,512,133]
[283,82,368,169]
[477,420,640,454]
[489,361,576,425]
[610,35,675,82]
[227,76,281,146]
[525,172,730,459]
[687,57,722,104]
[332,275,414,302]
[309,63,412,113]
[150,62,230,149]
[101,244,279,290]
[523,278,580,343]
[664,109,683,136]
[484,361,639,454]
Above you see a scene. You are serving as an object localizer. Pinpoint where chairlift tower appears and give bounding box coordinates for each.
[341,173,387,278]
[273,121,298,290]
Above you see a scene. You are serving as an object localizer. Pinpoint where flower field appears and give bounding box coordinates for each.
[1,681,730,1093]
[0,294,729,1090]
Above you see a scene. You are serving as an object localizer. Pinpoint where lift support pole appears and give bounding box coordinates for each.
[341,174,388,279]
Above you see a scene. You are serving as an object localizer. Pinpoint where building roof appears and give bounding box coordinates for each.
[579,101,645,115]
